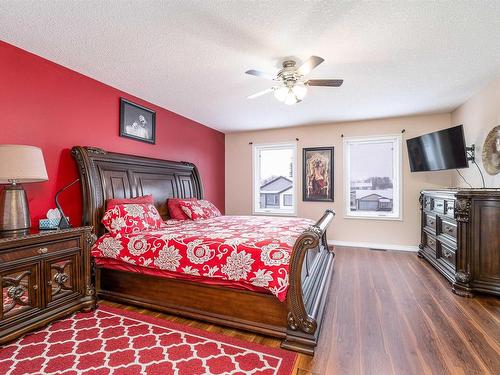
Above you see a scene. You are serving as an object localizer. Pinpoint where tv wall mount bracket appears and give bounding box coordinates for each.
[466,144,475,162]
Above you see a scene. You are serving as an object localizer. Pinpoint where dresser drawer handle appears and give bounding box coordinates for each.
[443,249,453,258]
[445,226,454,233]
[38,247,48,254]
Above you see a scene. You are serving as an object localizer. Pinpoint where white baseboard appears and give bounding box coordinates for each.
[329,240,418,252]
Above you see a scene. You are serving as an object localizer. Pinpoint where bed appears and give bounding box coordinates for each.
[72,145,335,355]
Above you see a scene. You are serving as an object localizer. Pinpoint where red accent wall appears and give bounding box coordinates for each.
[0,41,225,226]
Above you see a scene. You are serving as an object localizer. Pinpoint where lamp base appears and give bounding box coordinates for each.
[0,184,31,232]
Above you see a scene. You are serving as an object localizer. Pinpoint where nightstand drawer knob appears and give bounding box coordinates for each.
[38,247,48,254]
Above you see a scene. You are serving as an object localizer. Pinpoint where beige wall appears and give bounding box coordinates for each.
[451,76,500,188]
[225,113,452,249]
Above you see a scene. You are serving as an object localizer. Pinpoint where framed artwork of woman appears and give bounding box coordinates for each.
[303,147,334,202]
[119,98,156,144]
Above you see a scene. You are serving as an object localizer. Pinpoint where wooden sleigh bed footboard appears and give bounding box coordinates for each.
[72,146,335,355]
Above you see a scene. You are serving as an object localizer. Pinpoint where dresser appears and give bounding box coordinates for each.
[0,227,96,344]
[419,189,500,297]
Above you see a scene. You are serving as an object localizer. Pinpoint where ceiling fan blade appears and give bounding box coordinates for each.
[247,87,274,99]
[245,69,275,80]
[306,79,344,87]
[297,56,324,75]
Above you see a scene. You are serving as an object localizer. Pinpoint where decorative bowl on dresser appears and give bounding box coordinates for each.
[419,189,500,297]
[0,227,96,344]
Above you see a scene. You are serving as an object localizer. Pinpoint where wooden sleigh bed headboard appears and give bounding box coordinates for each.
[71,146,204,236]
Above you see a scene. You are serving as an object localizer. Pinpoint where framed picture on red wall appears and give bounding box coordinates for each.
[119,98,156,144]
[303,147,334,202]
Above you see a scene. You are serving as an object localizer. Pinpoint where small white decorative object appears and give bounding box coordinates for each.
[39,208,64,229]
[47,208,61,220]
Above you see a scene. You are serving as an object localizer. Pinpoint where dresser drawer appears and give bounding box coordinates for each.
[423,195,433,211]
[0,238,79,264]
[440,220,457,241]
[433,199,445,214]
[426,234,437,251]
[424,212,437,232]
[423,231,437,255]
[444,200,455,218]
[438,242,456,271]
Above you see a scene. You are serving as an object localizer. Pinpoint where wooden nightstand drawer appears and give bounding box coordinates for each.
[0,238,79,264]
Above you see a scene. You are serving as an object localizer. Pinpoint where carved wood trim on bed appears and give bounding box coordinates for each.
[72,146,203,236]
[71,146,335,355]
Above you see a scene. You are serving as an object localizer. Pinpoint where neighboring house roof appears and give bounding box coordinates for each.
[358,193,386,202]
[354,189,393,200]
[260,176,293,194]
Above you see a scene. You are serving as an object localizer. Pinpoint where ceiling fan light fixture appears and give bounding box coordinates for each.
[273,86,288,102]
[292,84,307,100]
[246,55,343,105]
[284,89,299,105]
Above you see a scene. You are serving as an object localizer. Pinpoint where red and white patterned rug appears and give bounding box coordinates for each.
[0,306,296,375]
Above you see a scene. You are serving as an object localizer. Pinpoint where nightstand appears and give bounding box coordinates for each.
[0,227,96,344]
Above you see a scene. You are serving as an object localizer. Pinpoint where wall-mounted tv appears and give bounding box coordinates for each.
[406,125,468,172]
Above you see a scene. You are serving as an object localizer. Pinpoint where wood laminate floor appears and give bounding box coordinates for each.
[101,247,500,375]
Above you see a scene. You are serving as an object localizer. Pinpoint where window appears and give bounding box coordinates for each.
[253,143,296,215]
[265,194,279,206]
[343,135,402,220]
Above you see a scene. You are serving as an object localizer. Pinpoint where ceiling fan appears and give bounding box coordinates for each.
[245,56,343,105]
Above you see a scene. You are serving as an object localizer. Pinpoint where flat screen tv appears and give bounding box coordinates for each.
[406,125,468,172]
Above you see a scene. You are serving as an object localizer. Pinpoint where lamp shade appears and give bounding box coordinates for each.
[0,145,48,183]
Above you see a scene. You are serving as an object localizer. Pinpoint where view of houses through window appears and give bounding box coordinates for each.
[344,135,402,219]
[253,143,296,215]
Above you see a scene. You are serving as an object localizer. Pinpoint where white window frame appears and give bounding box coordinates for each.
[343,134,403,220]
[252,142,297,216]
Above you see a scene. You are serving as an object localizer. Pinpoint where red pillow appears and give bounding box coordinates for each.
[107,195,154,210]
[167,198,196,220]
[102,203,164,235]
[178,199,221,220]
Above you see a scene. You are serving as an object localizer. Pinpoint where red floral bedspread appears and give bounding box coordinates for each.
[91,215,315,301]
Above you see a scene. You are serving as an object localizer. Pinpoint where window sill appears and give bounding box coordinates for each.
[253,211,297,217]
[344,213,403,221]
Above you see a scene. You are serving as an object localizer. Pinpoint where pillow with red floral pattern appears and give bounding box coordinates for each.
[102,203,164,235]
[167,198,196,220]
[178,199,221,220]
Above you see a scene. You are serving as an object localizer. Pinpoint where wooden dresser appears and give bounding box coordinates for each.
[0,227,96,344]
[419,189,500,297]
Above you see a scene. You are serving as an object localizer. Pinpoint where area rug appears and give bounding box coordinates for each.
[0,306,297,375]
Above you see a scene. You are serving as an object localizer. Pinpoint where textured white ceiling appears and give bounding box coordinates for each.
[1,1,499,132]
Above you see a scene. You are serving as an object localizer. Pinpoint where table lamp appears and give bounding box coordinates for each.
[0,145,48,232]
